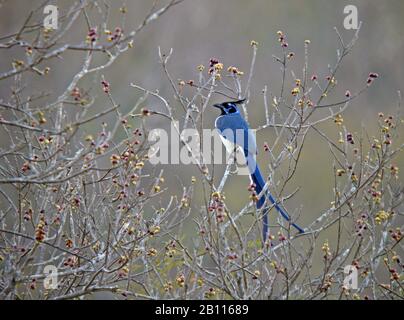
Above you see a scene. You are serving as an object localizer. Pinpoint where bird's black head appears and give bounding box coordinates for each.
[213,99,245,115]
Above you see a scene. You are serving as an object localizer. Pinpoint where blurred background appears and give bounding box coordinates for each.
[0,0,403,245]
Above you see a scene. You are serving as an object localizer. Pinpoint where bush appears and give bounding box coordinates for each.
[0,1,402,300]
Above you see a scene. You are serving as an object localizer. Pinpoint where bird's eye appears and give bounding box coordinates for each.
[225,103,237,113]
[228,106,237,113]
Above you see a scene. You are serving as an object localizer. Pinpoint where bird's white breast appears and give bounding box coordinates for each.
[219,135,236,154]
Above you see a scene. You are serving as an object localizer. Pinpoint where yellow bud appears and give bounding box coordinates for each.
[150,225,160,234]
[291,87,300,96]
[214,63,224,71]
[212,191,221,199]
[135,161,144,169]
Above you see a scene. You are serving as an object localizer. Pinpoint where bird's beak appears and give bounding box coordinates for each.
[213,104,222,109]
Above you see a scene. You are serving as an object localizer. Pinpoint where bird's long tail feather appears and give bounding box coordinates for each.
[246,153,304,240]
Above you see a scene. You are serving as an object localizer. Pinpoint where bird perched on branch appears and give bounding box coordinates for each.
[213,99,304,240]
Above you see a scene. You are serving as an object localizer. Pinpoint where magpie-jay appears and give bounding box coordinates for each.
[213,99,304,240]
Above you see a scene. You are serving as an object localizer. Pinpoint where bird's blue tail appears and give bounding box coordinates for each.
[246,153,304,240]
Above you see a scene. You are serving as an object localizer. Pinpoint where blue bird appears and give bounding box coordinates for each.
[213,99,304,240]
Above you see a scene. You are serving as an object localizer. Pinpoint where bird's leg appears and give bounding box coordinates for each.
[229,146,238,174]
